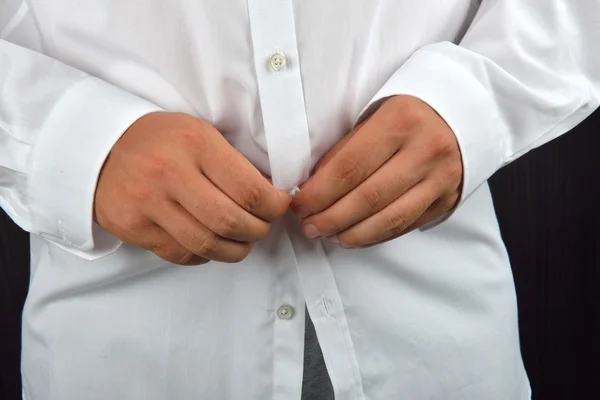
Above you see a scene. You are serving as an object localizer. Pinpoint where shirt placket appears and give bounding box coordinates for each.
[247,1,365,399]
[284,215,366,400]
[246,0,312,193]
[246,1,313,399]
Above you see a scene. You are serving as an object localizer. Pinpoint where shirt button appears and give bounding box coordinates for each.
[269,52,287,72]
[277,304,295,320]
[288,186,300,198]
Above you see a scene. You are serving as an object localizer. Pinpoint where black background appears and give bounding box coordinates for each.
[1,110,599,399]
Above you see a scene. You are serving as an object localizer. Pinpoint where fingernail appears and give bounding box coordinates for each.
[303,224,321,239]
[292,205,311,219]
[327,235,340,244]
[340,242,355,249]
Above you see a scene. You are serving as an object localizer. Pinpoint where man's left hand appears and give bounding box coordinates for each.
[291,95,463,248]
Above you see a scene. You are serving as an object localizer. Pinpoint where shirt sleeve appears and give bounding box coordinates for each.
[0,9,162,260]
[357,0,600,219]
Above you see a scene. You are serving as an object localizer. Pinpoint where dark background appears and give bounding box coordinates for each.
[1,110,599,400]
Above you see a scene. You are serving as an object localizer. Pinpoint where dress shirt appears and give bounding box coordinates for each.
[1,0,599,399]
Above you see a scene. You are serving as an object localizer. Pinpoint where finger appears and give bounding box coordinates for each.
[360,195,456,248]
[293,106,405,216]
[128,223,209,266]
[334,181,440,248]
[170,166,271,242]
[311,119,368,176]
[152,200,254,263]
[410,192,459,230]
[302,151,427,238]
[197,133,291,221]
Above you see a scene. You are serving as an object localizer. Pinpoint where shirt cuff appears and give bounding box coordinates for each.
[355,43,506,228]
[27,77,163,260]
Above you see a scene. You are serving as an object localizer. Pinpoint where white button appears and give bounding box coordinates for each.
[277,304,295,320]
[269,52,287,71]
[288,186,300,198]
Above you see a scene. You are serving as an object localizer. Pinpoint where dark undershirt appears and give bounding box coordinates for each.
[301,307,335,400]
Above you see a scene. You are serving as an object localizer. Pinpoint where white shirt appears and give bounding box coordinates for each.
[1,0,599,399]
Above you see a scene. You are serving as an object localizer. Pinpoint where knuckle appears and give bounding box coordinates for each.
[190,198,209,218]
[177,252,197,265]
[402,105,425,129]
[239,185,262,212]
[227,244,253,263]
[143,155,171,178]
[153,244,183,264]
[384,212,409,236]
[175,126,205,149]
[427,134,456,159]
[360,187,384,211]
[215,210,241,237]
[127,183,154,203]
[194,232,219,257]
[333,157,364,183]
[118,212,148,233]
[254,222,272,240]
[390,174,412,196]
[390,97,425,130]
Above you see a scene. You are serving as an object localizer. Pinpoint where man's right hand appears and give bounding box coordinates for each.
[94,112,291,265]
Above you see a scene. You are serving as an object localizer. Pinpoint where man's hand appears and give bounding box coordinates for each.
[94,112,291,265]
[291,95,463,248]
